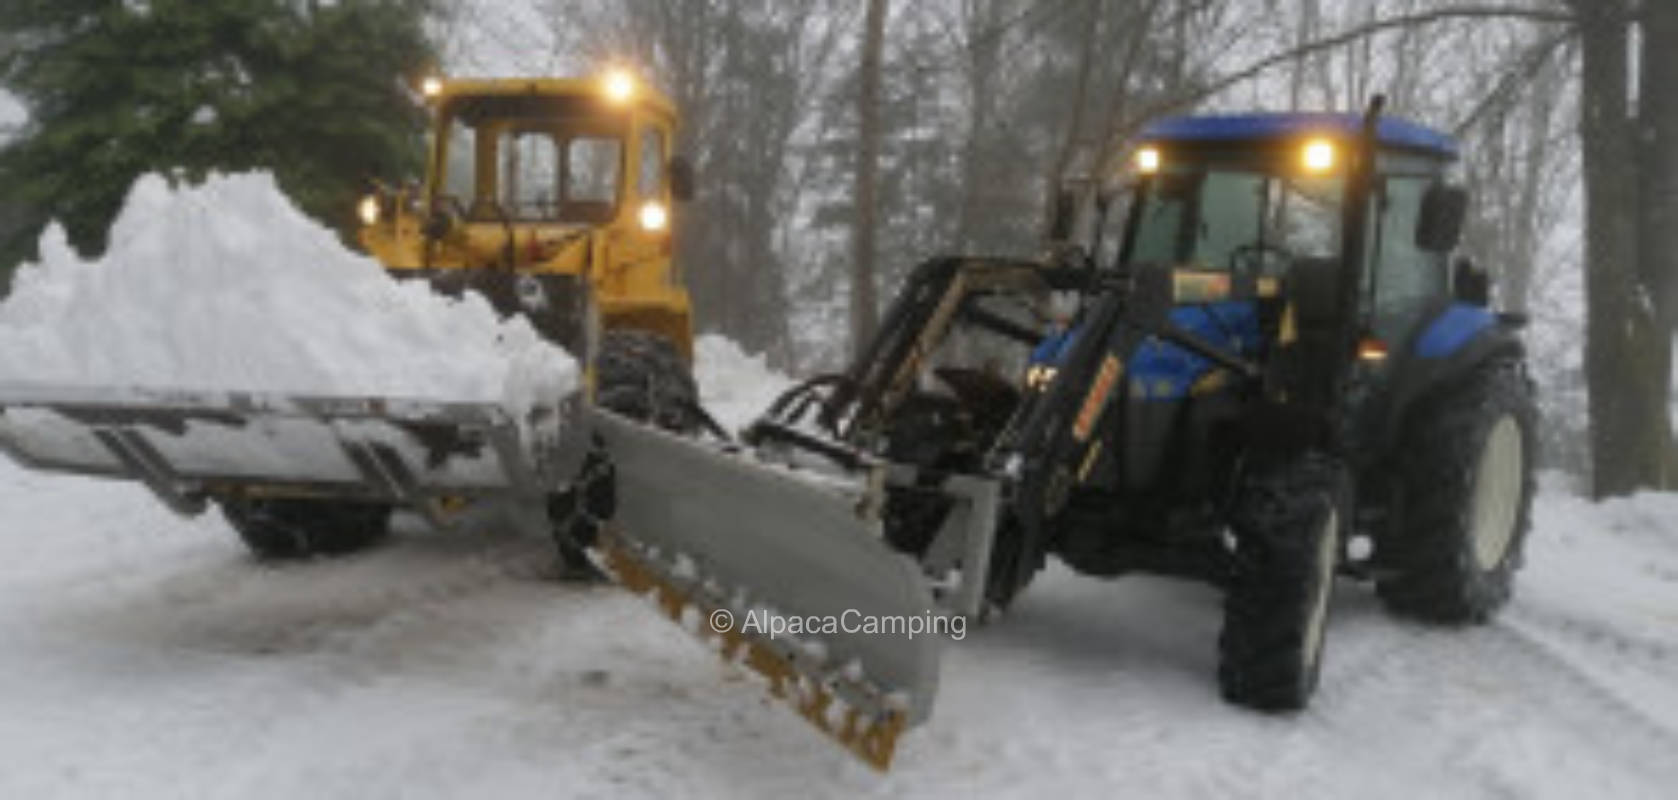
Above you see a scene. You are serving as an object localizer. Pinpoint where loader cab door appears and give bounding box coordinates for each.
[1363,170,1453,346]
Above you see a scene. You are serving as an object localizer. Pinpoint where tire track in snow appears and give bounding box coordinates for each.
[1314,600,1678,798]
[1506,603,1678,675]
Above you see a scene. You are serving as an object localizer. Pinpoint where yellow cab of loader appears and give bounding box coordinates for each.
[356,70,700,421]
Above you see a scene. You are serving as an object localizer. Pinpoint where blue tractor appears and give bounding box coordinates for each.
[747,100,1536,711]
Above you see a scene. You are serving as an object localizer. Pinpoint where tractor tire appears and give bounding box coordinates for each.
[220,497,393,560]
[550,330,699,580]
[1376,360,1536,624]
[1219,452,1345,711]
[595,330,700,433]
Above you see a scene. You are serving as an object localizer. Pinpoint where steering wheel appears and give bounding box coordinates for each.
[1227,242,1295,279]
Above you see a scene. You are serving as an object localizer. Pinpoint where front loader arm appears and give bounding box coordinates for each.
[993,264,1263,597]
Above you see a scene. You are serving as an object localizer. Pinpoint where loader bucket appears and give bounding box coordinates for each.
[0,382,578,515]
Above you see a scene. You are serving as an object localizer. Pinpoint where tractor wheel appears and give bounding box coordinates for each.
[220,497,393,560]
[551,330,699,580]
[1376,360,1536,623]
[1219,452,1345,711]
[595,329,700,433]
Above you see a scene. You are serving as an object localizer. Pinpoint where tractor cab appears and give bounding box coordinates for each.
[1116,112,1469,351]
[1034,112,1500,472]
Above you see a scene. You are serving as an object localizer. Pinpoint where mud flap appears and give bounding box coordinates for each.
[588,408,943,769]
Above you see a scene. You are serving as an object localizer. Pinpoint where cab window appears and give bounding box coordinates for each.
[1126,168,1342,276]
[433,95,624,224]
[638,126,665,198]
[1369,176,1447,341]
[566,136,621,208]
[442,117,475,202]
[499,130,560,219]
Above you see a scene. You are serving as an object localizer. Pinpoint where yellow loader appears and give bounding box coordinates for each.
[0,72,948,770]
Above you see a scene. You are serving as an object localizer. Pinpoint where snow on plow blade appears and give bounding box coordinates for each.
[0,382,574,513]
[590,409,942,770]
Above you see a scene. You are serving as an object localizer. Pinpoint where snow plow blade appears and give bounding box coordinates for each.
[588,409,943,770]
[0,382,578,514]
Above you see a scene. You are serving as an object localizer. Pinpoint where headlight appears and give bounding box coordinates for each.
[639,201,668,231]
[358,194,382,226]
[421,76,444,99]
[1026,364,1057,389]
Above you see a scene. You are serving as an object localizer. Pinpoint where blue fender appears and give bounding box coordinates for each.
[1412,303,1497,360]
[1375,301,1526,457]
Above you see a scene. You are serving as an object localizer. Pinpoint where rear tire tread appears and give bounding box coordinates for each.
[1376,360,1536,624]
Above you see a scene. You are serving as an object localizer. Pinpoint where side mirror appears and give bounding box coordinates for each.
[669,156,696,202]
[1415,183,1468,253]
[1453,256,1490,306]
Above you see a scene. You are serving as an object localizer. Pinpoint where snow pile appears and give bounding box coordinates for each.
[693,334,791,432]
[0,172,576,416]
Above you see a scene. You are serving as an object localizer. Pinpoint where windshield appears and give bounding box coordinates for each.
[435,99,624,225]
[1127,168,1342,276]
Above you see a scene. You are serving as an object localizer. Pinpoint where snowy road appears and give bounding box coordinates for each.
[1,348,1675,798]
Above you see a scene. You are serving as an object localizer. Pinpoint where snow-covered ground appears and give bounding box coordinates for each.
[0,345,1674,799]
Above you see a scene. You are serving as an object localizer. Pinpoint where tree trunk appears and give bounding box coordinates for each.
[1574,1,1671,496]
[954,0,1002,254]
[1042,0,1100,242]
[850,0,887,358]
[1638,0,1678,482]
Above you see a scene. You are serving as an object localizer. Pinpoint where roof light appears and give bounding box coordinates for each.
[603,69,636,104]
[1135,146,1162,175]
[1302,138,1336,172]
[420,76,444,99]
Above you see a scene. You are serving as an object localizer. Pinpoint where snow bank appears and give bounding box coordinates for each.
[0,172,576,417]
[693,334,790,432]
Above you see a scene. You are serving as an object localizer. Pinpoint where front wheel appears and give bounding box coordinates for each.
[220,497,393,560]
[1219,452,1345,711]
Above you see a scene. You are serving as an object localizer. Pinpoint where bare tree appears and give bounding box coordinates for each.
[1638,0,1678,483]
